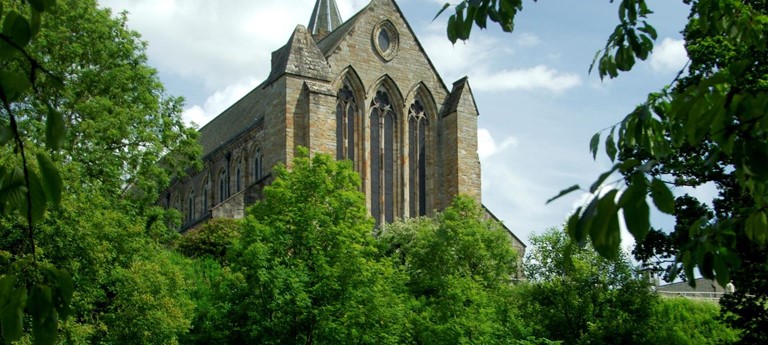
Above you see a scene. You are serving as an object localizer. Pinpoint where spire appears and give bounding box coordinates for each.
[307,0,343,40]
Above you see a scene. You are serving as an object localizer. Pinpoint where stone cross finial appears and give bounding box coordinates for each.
[308,0,343,39]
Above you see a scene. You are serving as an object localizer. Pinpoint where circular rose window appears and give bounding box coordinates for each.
[373,20,398,61]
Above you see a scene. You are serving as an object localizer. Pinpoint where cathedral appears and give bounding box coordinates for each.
[163,0,525,254]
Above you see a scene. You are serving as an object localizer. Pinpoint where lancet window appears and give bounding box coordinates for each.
[202,177,209,214]
[218,168,228,204]
[370,88,398,224]
[187,189,195,222]
[408,99,429,217]
[252,148,263,183]
[336,81,358,164]
[235,160,242,192]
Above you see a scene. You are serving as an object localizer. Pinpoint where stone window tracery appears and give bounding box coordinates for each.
[187,189,195,223]
[409,99,429,217]
[236,159,242,192]
[252,148,263,182]
[370,88,398,224]
[336,81,358,164]
[218,168,228,204]
[202,177,210,214]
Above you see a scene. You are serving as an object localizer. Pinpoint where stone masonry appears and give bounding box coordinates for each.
[161,0,525,254]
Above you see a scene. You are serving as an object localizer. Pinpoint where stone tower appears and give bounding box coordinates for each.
[162,0,525,254]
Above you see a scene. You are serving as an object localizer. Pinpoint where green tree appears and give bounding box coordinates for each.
[1,0,200,343]
[379,196,526,344]
[223,149,410,344]
[519,228,657,345]
[437,0,768,289]
[646,298,739,345]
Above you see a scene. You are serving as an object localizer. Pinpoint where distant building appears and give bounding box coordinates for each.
[656,278,726,301]
[160,0,526,256]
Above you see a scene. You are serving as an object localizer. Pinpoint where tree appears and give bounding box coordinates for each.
[438,0,767,302]
[222,149,410,344]
[1,0,200,343]
[378,196,526,344]
[519,228,657,344]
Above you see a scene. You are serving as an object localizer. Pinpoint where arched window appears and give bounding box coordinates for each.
[235,159,242,192]
[370,88,398,224]
[187,189,195,223]
[202,177,210,214]
[218,168,228,204]
[336,81,358,163]
[409,99,429,217]
[252,148,263,183]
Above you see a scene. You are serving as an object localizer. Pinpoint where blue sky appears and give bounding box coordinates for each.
[99,0,697,246]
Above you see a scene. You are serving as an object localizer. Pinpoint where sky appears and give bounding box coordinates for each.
[98,0,697,247]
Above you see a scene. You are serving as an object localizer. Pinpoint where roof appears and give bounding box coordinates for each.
[308,0,343,37]
[443,77,479,116]
[315,4,368,56]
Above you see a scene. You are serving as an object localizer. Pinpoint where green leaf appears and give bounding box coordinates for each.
[566,207,581,242]
[2,11,32,48]
[589,190,618,255]
[37,153,62,207]
[1,286,27,344]
[546,184,580,204]
[745,211,767,244]
[590,164,619,193]
[432,3,451,22]
[606,130,617,162]
[0,275,16,312]
[575,196,600,245]
[713,254,730,288]
[0,72,32,103]
[650,178,675,214]
[619,174,650,240]
[589,132,600,159]
[27,0,46,12]
[0,124,11,146]
[45,106,65,150]
[447,15,458,43]
[25,170,48,224]
[52,269,73,318]
[28,284,58,345]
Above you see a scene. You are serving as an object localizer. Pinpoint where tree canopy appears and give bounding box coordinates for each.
[439,0,767,293]
[0,0,200,343]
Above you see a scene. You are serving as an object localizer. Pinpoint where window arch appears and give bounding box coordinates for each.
[370,87,399,224]
[202,176,210,214]
[252,147,263,183]
[187,189,195,223]
[218,168,228,204]
[336,80,358,163]
[409,99,429,217]
[235,158,243,192]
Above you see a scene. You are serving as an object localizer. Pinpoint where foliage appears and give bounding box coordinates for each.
[0,0,199,343]
[2,185,196,344]
[221,149,410,344]
[439,0,768,306]
[518,228,657,345]
[379,196,525,344]
[646,297,740,345]
[180,258,243,345]
[175,218,241,262]
[0,0,71,342]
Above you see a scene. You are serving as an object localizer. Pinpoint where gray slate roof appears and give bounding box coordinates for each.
[308,0,343,36]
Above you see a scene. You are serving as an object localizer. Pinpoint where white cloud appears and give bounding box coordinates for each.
[477,128,518,160]
[182,78,260,127]
[421,31,581,93]
[99,0,364,93]
[472,65,582,93]
[649,37,688,73]
[514,32,541,47]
